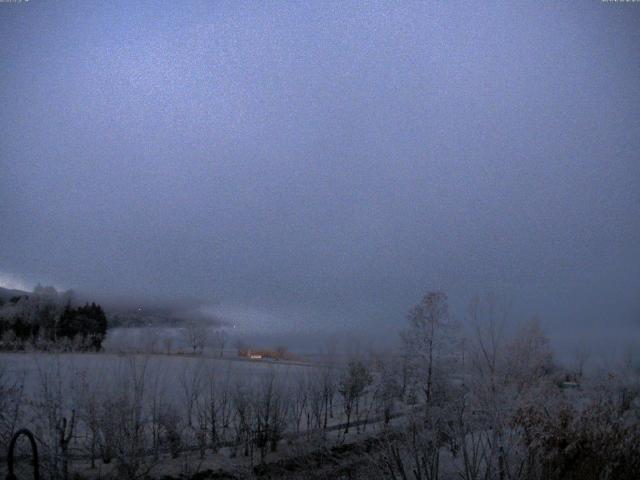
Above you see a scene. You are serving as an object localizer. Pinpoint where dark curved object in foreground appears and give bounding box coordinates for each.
[6,428,39,480]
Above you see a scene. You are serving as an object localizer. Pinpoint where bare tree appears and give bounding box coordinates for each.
[290,371,310,434]
[305,369,326,436]
[506,316,555,392]
[33,356,78,480]
[77,370,102,469]
[181,362,203,430]
[252,368,289,462]
[213,329,227,358]
[573,342,590,381]
[183,322,207,354]
[371,355,401,427]
[0,363,25,453]
[163,336,173,355]
[338,359,372,434]
[110,357,154,480]
[466,295,558,480]
[205,363,233,450]
[232,379,255,463]
[148,362,168,460]
[159,403,183,459]
[402,291,459,405]
[320,363,337,431]
[467,294,511,480]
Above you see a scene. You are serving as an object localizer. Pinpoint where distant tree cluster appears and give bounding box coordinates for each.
[0,285,108,351]
[57,302,108,350]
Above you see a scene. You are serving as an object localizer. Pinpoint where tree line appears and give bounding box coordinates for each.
[0,285,108,351]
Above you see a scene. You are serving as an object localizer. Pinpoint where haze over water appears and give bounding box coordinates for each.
[1,1,639,357]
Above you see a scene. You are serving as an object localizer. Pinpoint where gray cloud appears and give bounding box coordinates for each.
[1,1,639,349]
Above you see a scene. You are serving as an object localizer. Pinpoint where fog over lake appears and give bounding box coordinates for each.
[2,1,639,356]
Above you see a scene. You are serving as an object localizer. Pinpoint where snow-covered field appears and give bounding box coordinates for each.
[1,351,313,401]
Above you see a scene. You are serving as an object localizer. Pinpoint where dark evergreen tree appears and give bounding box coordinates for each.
[55,302,108,350]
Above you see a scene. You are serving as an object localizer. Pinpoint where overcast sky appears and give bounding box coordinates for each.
[1,1,639,349]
